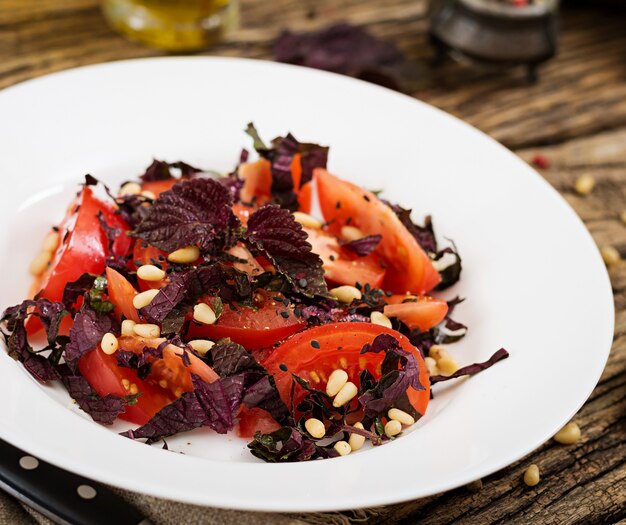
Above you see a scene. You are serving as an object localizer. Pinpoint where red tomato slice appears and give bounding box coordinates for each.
[141,178,179,197]
[186,292,306,351]
[315,168,441,295]
[105,267,140,322]
[78,347,174,425]
[238,323,430,437]
[383,295,448,332]
[303,226,386,288]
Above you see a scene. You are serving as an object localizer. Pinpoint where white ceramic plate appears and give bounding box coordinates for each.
[0,57,614,512]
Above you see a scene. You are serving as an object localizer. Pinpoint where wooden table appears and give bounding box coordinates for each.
[1,1,625,523]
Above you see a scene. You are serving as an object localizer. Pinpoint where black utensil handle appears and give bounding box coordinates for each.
[0,438,149,525]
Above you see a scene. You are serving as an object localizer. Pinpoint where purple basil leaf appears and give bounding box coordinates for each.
[219,173,245,202]
[245,204,329,298]
[358,334,425,419]
[2,298,68,347]
[62,273,98,310]
[115,193,152,228]
[269,134,299,209]
[122,374,245,442]
[433,246,463,291]
[298,143,328,186]
[65,301,116,367]
[59,366,126,425]
[247,427,320,462]
[132,178,240,253]
[140,160,172,182]
[430,348,509,385]
[170,161,202,178]
[384,201,438,254]
[4,320,60,383]
[97,211,122,255]
[340,234,382,256]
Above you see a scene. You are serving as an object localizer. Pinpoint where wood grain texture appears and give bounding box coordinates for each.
[0,1,625,524]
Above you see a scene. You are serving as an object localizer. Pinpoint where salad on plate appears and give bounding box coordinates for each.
[1,125,507,461]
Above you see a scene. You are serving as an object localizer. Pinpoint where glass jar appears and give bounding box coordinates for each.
[102,0,238,52]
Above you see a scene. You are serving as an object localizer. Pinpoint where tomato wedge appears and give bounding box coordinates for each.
[383,295,448,332]
[105,267,140,322]
[315,168,440,295]
[303,226,386,288]
[238,323,430,437]
[186,292,305,351]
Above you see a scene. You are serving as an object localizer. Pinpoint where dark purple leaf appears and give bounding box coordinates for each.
[122,374,246,442]
[433,246,463,291]
[298,143,328,186]
[2,298,68,347]
[97,211,122,255]
[219,173,244,202]
[140,160,172,182]
[4,320,60,383]
[340,234,382,256]
[247,427,321,462]
[62,273,97,310]
[114,194,152,228]
[273,23,423,93]
[170,161,202,178]
[358,334,425,419]
[65,302,116,366]
[59,366,126,425]
[384,202,438,254]
[132,178,240,253]
[245,204,329,298]
[430,348,509,384]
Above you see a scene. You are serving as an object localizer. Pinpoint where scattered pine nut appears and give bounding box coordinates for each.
[428,345,449,361]
[370,311,392,328]
[523,464,540,487]
[168,245,200,264]
[620,210,626,225]
[332,381,358,407]
[159,379,168,389]
[29,251,51,276]
[119,182,141,196]
[141,190,156,199]
[187,339,215,355]
[329,285,362,304]
[388,408,415,426]
[121,319,136,337]
[133,323,161,338]
[304,418,326,439]
[137,264,166,281]
[42,231,59,253]
[554,422,581,445]
[193,303,217,325]
[100,333,119,355]
[334,440,351,456]
[326,369,349,396]
[341,225,365,241]
[129,383,139,395]
[384,420,402,438]
[292,212,322,229]
[438,356,460,376]
[424,357,440,376]
[574,174,595,196]
[465,479,483,493]
[121,378,130,390]
[132,288,160,310]
[600,245,621,266]
[348,422,366,451]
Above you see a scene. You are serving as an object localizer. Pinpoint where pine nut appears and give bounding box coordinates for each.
[332,381,358,407]
[42,231,59,253]
[133,323,161,338]
[141,190,156,199]
[119,182,141,196]
[193,303,216,325]
[137,264,166,281]
[428,345,449,361]
[388,408,415,426]
[600,245,621,266]
[334,440,351,456]
[326,369,349,397]
[304,418,326,439]
[348,422,366,451]
[574,174,595,195]
[438,356,460,376]
[384,420,402,438]
[523,464,540,487]
[29,251,51,276]
[424,357,440,376]
[129,383,139,395]
[132,288,160,310]
[100,333,119,355]
[554,422,581,445]
[121,319,136,337]
[293,212,322,229]
[168,245,200,264]
[187,339,215,355]
[121,378,130,390]
[370,311,392,328]
[620,210,626,225]
[341,225,365,241]
[329,285,362,304]
[159,380,168,388]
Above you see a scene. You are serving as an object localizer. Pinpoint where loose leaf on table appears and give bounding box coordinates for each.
[244,204,329,298]
[132,178,240,253]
